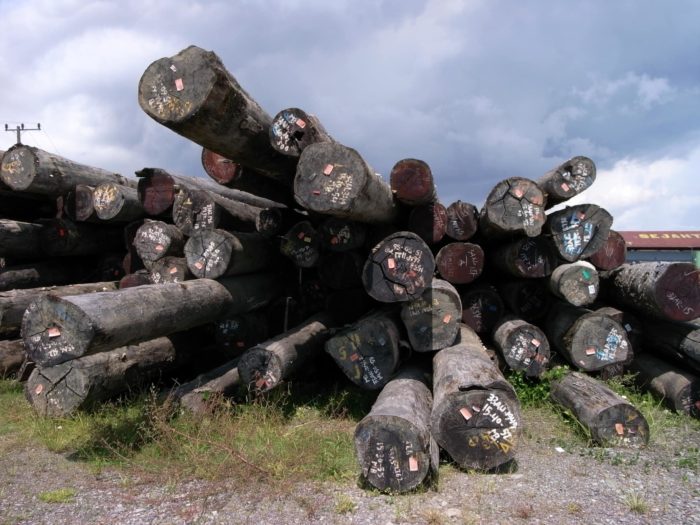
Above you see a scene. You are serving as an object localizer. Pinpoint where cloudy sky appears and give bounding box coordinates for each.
[1,0,698,230]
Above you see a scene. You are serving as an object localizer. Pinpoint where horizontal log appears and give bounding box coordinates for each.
[548,261,599,306]
[133,220,185,264]
[587,229,627,271]
[479,177,546,238]
[168,358,241,414]
[407,202,447,245]
[490,236,558,278]
[61,184,98,222]
[269,107,334,157]
[492,316,550,378]
[545,204,613,262]
[435,242,484,285]
[0,219,43,259]
[318,217,367,252]
[0,339,25,378]
[389,159,437,207]
[537,156,596,208]
[445,200,479,241]
[637,318,700,375]
[118,270,153,289]
[280,221,322,269]
[149,257,191,284]
[93,183,146,223]
[172,187,262,235]
[39,218,125,257]
[459,283,504,334]
[629,354,699,418]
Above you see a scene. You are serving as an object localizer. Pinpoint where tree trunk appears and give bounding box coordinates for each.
[629,354,699,418]
[545,204,613,262]
[149,257,191,284]
[431,333,521,470]
[354,366,438,493]
[325,309,403,390]
[23,273,280,367]
[0,219,43,259]
[39,218,125,257]
[295,142,398,223]
[602,262,699,322]
[593,306,643,352]
[362,231,435,303]
[61,185,98,222]
[459,283,504,334]
[0,144,135,195]
[133,219,185,264]
[435,242,484,285]
[0,339,25,377]
[269,107,334,157]
[537,156,596,208]
[92,183,146,222]
[168,358,241,414]
[238,312,336,393]
[497,279,551,322]
[318,217,367,252]
[172,187,263,235]
[492,316,551,378]
[400,278,462,352]
[280,221,322,269]
[389,159,437,207]
[490,236,558,278]
[0,190,58,222]
[445,200,479,241]
[548,261,599,306]
[637,319,700,375]
[407,202,447,245]
[479,177,546,238]
[587,229,627,271]
[550,371,649,446]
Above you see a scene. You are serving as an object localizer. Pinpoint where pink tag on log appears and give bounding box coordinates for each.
[561,182,570,191]
[48,327,61,338]
[387,258,396,269]
[350,353,360,362]
[513,188,524,198]
[585,347,596,356]
[175,78,184,91]
[531,339,541,347]
[169,267,178,274]
[194,261,204,270]
[443,314,452,324]
[460,407,472,421]
[155,244,164,252]
[615,423,624,435]
[323,164,334,175]
[296,119,306,129]
[35,384,43,395]
[297,231,306,239]
[408,456,419,472]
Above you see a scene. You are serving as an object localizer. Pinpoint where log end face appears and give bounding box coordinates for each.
[92,183,125,221]
[0,145,37,191]
[445,201,479,241]
[25,365,87,418]
[184,230,231,279]
[201,148,242,184]
[594,404,649,447]
[435,242,484,284]
[238,348,281,394]
[269,108,310,157]
[389,158,436,206]
[567,315,631,371]
[654,263,700,322]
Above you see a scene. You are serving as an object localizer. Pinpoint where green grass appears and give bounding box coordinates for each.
[38,488,77,504]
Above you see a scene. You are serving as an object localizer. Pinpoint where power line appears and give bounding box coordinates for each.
[4,122,41,145]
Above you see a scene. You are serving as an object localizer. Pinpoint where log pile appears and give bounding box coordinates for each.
[0,44,698,494]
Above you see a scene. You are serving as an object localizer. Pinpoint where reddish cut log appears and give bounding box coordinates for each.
[22,273,280,367]
[637,319,700,375]
[238,312,335,393]
[389,159,437,207]
[459,283,504,334]
[445,201,479,241]
[39,218,124,257]
[149,257,191,284]
[133,220,185,264]
[435,242,484,285]
[492,316,550,378]
[295,142,398,223]
[319,217,367,252]
[537,156,596,208]
[587,230,627,270]
[0,144,135,195]
[62,185,98,222]
[548,261,599,306]
[325,309,403,390]
[0,219,42,259]
[270,107,334,157]
[431,332,522,470]
[550,372,649,447]
[400,278,462,352]
[92,183,146,223]
[544,303,632,372]
[280,221,322,269]
[184,229,275,279]
[407,202,447,245]
[0,339,25,377]
[602,262,699,322]
[545,204,613,262]
[214,312,269,358]
[168,358,241,414]
[138,45,295,184]
[362,231,435,303]
[630,354,699,418]
[318,252,364,291]
[172,187,262,236]
[119,270,153,289]
[479,178,546,238]
[490,236,558,278]
[354,366,439,493]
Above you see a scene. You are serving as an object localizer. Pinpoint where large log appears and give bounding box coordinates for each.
[602,262,699,322]
[184,229,274,279]
[629,354,699,418]
[537,156,596,208]
[492,316,550,378]
[479,177,546,238]
[325,309,403,390]
[435,242,484,285]
[318,217,367,252]
[490,236,558,278]
[362,231,435,303]
[354,366,438,493]
[637,319,700,375]
[61,184,98,223]
[172,187,262,235]
[237,312,335,393]
[22,274,280,367]
[168,358,241,414]
[445,200,479,241]
[279,221,322,269]
[431,327,522,470]
[133,220,185,265]
[0,190,58,222]
[544,204,613,262]
[497,279,551,322]
[294,142,398,223]
[389,159,437,207]
[92,183,146,223]
[269,107,334,157]
[400,278,462,352]
[0,219,43,259]
[459,283,504,334]
[0,339,25,378]
[39,218,124,257]
[138,46,294,183]
[550,372,649,446]
[407,202,447,245]
[548,261,599,306]
[148,256,190,284]
[587,229,627,271]
[0,144,134,195]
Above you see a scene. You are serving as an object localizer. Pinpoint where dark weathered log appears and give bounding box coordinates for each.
[0,339,25,377]
[319,217,367,252]
[269,107,334,157]
[497,279,551,322]
[62,184,98,222]
[548,261,599,306]
[490,236,558,278]
[118,270,153,289]
[318,252,363,291]
[149,256,191,284]
[138,46,295,183]
[435,242,484,285]
[168,358,241,414]
[389,159,437,207]
[400,278,461,352]
[354,366,438,493]
[629,354,699,418]
[593,306,643,352]
[238,312,335,393]
[23,273,280,367]
[254,207,301,238]
[295,142,398,223]
[445,200,479,241]
[92,183,146,222]
[133,219,185,264]
[537,156,596,208]
[459,283,504,334]
[545,204,613,262]
[362,231,435,303]
[550,371,649,446]
[492,316,550,378]
[431,329,521,470]
[279,221,322,269]
[39,218,124,257]
[325,309,403,390]
[0,144,134,195]
[0,219,43,259]
[25,333,199,417]
[95,253,126,282]
[407,202,447,245]
[0,190,58,222]
[173,187,262,235]
[0,259,103,292]
[544,303,632,372]
[603,262,699,322]
[214,312,270,358]
[185,229,275,279]
[637,319,700,375]
[479,177,546,238]
[587,230,627,271]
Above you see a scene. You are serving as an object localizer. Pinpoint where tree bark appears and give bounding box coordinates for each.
[492,316,551,378]
[537,156,596,208]
[389,159,437,207]
[407,202,447,245]
[629,354,699,418]
[0,219,43,259]
[550,371,649,446]
[490,236,558,278]
[133,220,185,264]
[92,183,146,223]
[435,242,484,285]
[459,283,505,334]
[544,204,613,262]
[637,319,700,375]
[61,184,98,222]
[587,229,627,271]
[479,177,546,238]
[548,261,599,306]
[269,107,334,157]
[0,339,25,377]
[168,358,241,414]
[445,200,479,241]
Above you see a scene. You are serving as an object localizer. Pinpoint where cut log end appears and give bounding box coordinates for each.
[654,264,700,322]
[435,242,484,284]
[237,348,282,394]
[0,145,37,191]
[25,364,89,417]
[480,178,546,238]
[588,230,627,270]
[389,159,436,206]
[445,201,479,241]
[201,148,243,185]
[407,203,447,245]
[567,314,631,371]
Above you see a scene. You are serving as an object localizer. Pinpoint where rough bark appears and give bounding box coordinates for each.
[445,200,480,241]
[537,156,596,208]
[629,354,699,418]
[435,242,484,285]
[490,236,558,278]
[459,283,504,334]
[0,259,104,292]
[269,107,334,157]
[0,219,43,259]
[545,204,613,262]
[0,339,25,377]
[407,202,447,245]
[479,178,546,238]
[587,229,627,271]
[492,316,550,378]
[92,183,146,222]
[548,261,599,306]
[389,159,437,207]
[133,220,185,264]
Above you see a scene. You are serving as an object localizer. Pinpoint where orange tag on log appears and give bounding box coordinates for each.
[350,353,360,361]
[460,407,472,421]
[323,164,334,175]
[35,384,43,395]
[312,190,321,195]
[155,244,164,252]
[296,119,306,129]
[194,261,204,270]
[615,423,624,435]
[48,327,61,338]
[169,267,178,274]
[387,258,396,269]
[531,339,541,347]
[586,348,596,356]
[304,237,312,243]
[408,456,419,472]
[175,78,184,91]
[513,188,524,198]
[443,314,452,324]
[330,236,338,245]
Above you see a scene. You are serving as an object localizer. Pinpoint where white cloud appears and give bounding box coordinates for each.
[574,72,675,111]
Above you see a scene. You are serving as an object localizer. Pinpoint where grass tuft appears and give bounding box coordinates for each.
[622,491,649,514]
[38,488,77,504]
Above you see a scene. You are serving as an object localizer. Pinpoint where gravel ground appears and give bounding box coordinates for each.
[1,409,698,525]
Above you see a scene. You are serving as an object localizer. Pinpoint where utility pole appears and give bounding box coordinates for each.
[4,123,41,145]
